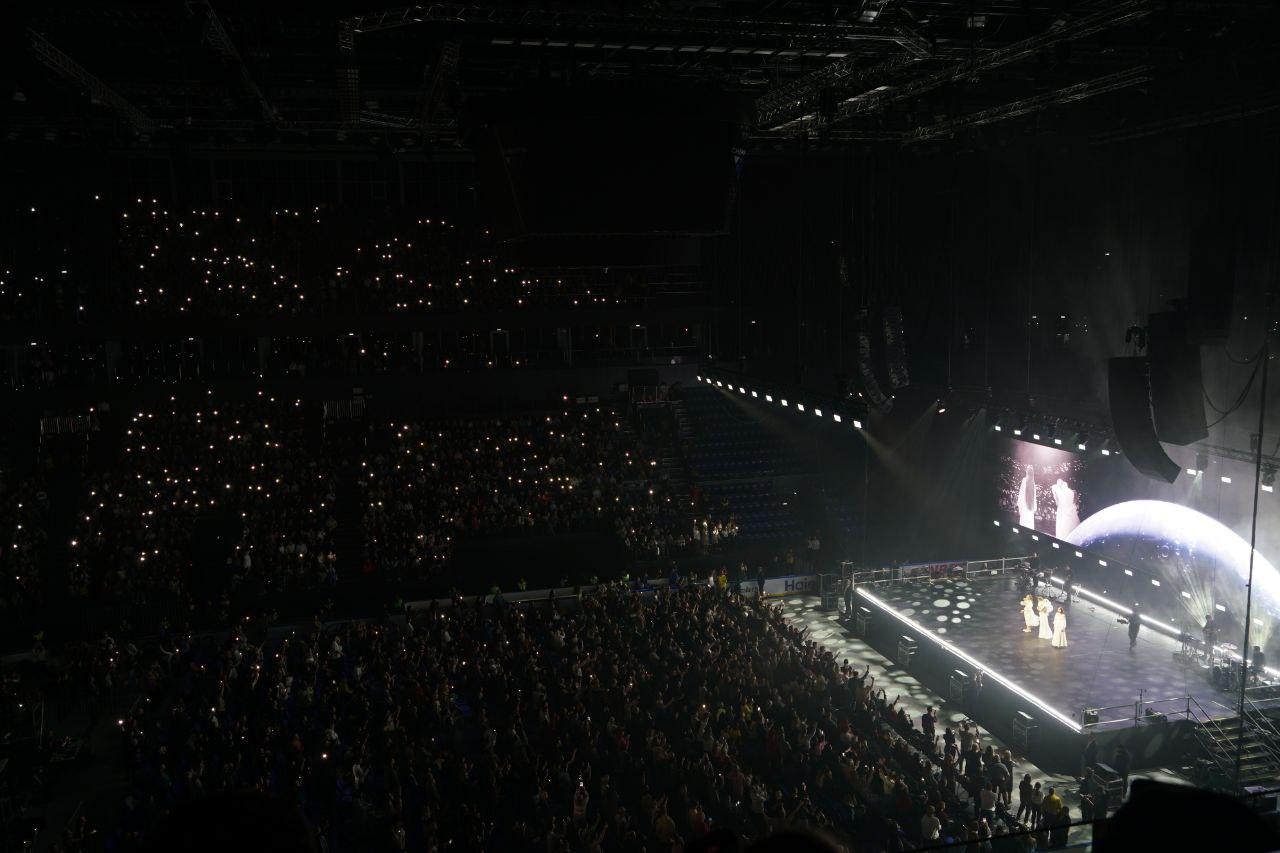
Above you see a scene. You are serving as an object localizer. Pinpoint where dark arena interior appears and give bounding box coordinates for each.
[6,1,1280,851]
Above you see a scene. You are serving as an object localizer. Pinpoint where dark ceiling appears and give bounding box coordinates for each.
[6,1,1280,153]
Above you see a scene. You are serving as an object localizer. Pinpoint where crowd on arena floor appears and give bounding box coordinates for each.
[73,580,1087,852]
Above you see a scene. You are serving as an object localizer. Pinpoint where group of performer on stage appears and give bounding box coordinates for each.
[1022,594,1068,649]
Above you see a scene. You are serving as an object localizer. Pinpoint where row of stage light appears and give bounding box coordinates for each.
[991,422,1114,456]
[995,420,1276,493]
[696,375,864,430]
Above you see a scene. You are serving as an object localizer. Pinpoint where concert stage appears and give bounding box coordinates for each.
[850,572,1236,772]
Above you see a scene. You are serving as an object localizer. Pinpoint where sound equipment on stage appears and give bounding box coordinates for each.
[855,606,872,636]
[1147,311,1208,446]
[896,634,918,667]
[821,590,840,612]
[1094,762,1127,799]
[1012,711,1035,750]
[1244,786,1280,816]
[1108,357,1180,483]
[950,669,972,703]
[1083,709,1100,725]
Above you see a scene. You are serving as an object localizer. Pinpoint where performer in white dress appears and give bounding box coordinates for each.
[1017,465,1037,528]
[1021,595,1040,633]
[1051,606,1068,649]
[1037,598,1054,640]
[1051,478,1079,539]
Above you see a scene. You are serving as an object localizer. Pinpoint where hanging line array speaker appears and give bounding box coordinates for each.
[1108,356,1180,483]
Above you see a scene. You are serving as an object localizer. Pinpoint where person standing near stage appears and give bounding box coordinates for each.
[1037,598,1054,641]
[1128,606,1142,649]
[1022,594,1039,634]
[1083,732,1098,778]
[1113,743,1132,797]
[1016,774,1034,823]
[1051,606,1068,649]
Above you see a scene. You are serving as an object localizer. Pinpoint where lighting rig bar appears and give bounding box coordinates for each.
[342,3,905,54]
[26,29,158,135]
[786,0,1153,137]
[696,374,865,431]
[908,65,1154,141]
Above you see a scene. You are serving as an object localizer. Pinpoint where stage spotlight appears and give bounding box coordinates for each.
[1123,569,1132,576]
[751,390,758,398]
[814,408,823,417]
[938,407,947,414]
[1074,550,1083,557]
[1221,476,1232,484]
[780,399,788,407]
[993,425,1002,432]
[1051,542,1060,549]
[1181,591,1192,599]
[1151,579,1161,586]
[1078,442,1087,451]
[852,419,863,429]
[1187,468,1199,476]
[1013,429,1022,436]
[833,414,842,423]
[765,394,773,402]
[1099,559,1108,566]
[993,519,1001,526]
[1053,437,1063,445]
[796,403,806,412]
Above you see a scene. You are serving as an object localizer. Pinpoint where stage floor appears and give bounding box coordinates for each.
[869,575,1237,725]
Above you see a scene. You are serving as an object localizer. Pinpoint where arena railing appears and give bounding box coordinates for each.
[850,555,1033,587]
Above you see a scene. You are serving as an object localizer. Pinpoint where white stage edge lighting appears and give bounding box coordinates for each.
[857,588,1083,732]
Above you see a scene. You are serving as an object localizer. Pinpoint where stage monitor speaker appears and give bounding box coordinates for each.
[1147,312,1208,445]
[1108,357,1180,483]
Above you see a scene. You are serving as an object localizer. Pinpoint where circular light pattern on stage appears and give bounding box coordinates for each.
[951,617,962,623]
[936,615,948,622]
[937,628,947,634]
[933,598,950,607]
[901,608,916,617]
[957,601,970,609]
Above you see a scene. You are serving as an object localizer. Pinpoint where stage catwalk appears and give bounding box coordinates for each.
[867,575,1240,726]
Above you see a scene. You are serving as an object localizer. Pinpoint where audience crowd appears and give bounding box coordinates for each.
[19,396,730,616]
[66,393,336,609]
[358,407,699,579]
[2,199,671,327]
[93,581,1080,852]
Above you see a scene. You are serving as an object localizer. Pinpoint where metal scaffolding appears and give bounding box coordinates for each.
[774,0,1155,138]
[26,29,157,135]
[188,0,279,126]
[907,65,1154,141]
